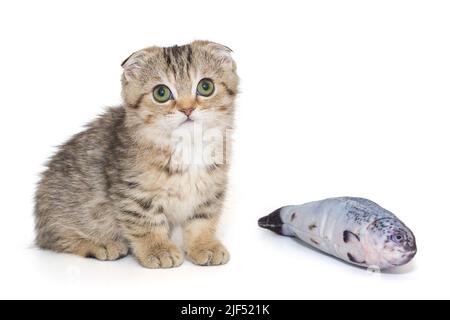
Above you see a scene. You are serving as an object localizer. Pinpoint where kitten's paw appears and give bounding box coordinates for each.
[136,244,184,269]
[104,242,129,260]
[187,241,230,266]
[81,241,129,261]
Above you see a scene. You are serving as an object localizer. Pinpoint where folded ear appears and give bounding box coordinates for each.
[208,42,234,66]
[121,50,149,82]
[206,41,233,55]
[194,40,235,69]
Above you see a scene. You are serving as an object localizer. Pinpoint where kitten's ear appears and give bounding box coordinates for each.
[206,42,233,55]
[208,42,234,65]
[121,50,148,81]
[196,41,235,69]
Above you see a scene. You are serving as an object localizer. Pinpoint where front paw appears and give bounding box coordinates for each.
[187,241,230,266]
[135,244,184,269]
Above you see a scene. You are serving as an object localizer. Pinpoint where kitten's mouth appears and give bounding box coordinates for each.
[179,118,194,126]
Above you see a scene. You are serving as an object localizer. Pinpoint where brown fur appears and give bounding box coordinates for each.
[34,41,238,268]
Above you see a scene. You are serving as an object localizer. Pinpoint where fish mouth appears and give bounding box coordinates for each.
[398,237,417,265]
[405,248,417,261]
[389,249,417,267]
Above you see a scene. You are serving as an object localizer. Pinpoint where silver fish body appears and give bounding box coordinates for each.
[258,197,417,270]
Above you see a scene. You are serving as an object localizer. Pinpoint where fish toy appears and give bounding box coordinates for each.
[258,197,417,270]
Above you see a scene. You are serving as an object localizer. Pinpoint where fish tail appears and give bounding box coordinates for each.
[258,208,284,235]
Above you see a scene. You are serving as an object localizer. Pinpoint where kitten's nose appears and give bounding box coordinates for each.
[176,97,196,117]
[180,107,195,117]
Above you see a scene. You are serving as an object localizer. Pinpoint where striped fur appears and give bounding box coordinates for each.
[35,41,238,268]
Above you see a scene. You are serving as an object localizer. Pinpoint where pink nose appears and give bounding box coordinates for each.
[180,108,195,117]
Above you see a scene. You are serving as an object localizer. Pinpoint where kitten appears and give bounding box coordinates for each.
[34,41,239,268]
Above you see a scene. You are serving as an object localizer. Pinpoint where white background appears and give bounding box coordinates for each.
[0,0,449,300]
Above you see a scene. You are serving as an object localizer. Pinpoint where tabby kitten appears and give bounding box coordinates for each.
[35,41,238,268]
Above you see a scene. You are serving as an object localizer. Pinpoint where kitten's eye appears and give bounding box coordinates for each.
[153,85,172,103]
[197,79,215,97]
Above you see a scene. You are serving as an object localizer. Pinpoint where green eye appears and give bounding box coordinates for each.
[197,79,215,97]
[153,85,172,103]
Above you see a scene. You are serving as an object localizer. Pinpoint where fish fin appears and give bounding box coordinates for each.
[343,230,360,244]
[258,208,285,235]
[347,252,366,264]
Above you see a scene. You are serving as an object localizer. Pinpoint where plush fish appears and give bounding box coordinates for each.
[258,197,417,270]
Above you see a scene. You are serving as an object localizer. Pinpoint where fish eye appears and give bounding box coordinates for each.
[153,85,172,103]
[391,234,404,243]
[197,78,215,97]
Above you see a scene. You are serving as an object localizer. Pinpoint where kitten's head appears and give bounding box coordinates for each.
[121,41,238,145]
